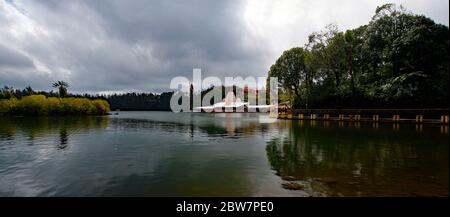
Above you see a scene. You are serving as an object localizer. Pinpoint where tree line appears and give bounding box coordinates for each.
[268,4,449,109]
[0,81,110,116]
[0,84,174,112]
[1,84,260,112]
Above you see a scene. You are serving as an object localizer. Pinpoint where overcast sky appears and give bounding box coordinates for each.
[1,0,448,94]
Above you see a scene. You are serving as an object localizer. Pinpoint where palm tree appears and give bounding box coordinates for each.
[0,86,14,99]
[25,86,34,96]
[52,81,69,97]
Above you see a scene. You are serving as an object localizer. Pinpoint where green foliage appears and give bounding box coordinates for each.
[52,81,69,98]
[0,95,110,116]
[17,95,49,115]
[268,47,313,108]
[24,86,34,96]
[91,99,111,115]
[106,92,173,110]
[0,98,17,114]
[269,4,449,109]
[0,86,14,100]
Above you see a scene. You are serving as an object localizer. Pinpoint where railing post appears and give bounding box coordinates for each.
[393,115,400,122]
[373,114,379,122]
[416,115,423,123]
[441,115,449,124]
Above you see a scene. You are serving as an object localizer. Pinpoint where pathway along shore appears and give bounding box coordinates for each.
[277,108,449,125]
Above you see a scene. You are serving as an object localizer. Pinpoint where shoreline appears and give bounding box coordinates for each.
[278,108,449,125]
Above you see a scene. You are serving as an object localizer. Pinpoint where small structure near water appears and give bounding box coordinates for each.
[193,91,274,113]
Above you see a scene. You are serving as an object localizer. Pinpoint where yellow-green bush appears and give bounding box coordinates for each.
[92,99,110,115]
[47,97,63,114]
[0,98,18,115]
[0,95,110,116]
[17,95,49,115]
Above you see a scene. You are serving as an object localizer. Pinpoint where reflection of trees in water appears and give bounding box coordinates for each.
[109,116,274,139]
[266,120,449,196]
[0,116,109,150]
[197,122,272,138]
[0,123,16,140]
[58,128,69,150]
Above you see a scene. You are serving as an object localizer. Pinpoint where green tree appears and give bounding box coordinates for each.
[344,29,356,93]
[25,86,34,96]
[268,4,448,109]
[0,86,14,99]
[361,3,449,106]
[268,47,313,108]
[52,81,69,98]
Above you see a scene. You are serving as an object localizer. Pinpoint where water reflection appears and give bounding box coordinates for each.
[0,113,282,196]
[266,120,449,196]
[108,113,273,140]
[58,128,69,150]
[0,116,109,150]
[0,112,448,196]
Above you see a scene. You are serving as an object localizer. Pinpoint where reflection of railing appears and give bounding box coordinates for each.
[265,120,449,196]
[278,108,449,124]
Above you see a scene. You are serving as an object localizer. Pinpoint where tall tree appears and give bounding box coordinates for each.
[25,86,34,96]
[269,47,313,108]
[344,30,356,93]
[52,81,69,98]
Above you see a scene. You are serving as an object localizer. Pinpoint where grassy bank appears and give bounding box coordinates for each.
[0,95,110,116]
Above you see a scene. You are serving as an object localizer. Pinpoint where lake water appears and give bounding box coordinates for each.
[0,111,448,196]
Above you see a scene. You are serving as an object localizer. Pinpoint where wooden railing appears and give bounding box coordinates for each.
[277,108,449,124]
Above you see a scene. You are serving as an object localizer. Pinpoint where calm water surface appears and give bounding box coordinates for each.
[0,111,448,196]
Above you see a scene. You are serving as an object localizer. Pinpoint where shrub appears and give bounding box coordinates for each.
[92,99,110,115]
[0,98,18,115]
[17,95,48,115]
[47,97,62,115]
[0,95,110,116]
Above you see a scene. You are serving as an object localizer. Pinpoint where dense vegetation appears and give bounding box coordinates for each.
[0,84,260,112]
[268,4,449,109]
[106,92,173,111]
[0,82,110,116]
[0,84,173,112]
[0,95,110,116]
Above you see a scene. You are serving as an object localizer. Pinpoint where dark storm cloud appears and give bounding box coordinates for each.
[0,43,34,68]
[88,0,252,60]
[0,0,269,93]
